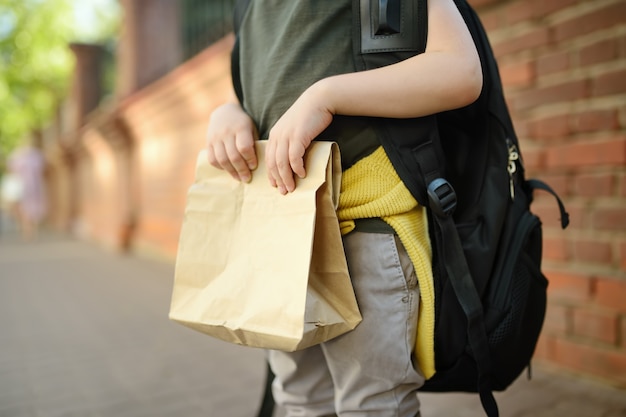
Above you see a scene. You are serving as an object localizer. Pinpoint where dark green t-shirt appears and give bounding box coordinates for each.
[238,0,380,169]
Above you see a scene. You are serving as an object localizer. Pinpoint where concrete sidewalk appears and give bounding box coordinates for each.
[1,230,625,417]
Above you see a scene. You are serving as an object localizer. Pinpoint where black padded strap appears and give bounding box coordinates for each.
[434,213,499,417]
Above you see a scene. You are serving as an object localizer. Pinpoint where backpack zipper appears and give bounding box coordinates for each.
[507,139,520,200]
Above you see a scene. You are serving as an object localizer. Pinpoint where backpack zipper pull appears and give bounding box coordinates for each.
[507,141,519,200]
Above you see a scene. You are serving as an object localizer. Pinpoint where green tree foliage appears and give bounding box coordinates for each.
[0,0,74,156]
[0,0,120,159]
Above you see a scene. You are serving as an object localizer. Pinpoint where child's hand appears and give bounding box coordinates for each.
[206,102,259,183]
[266,83,334,194]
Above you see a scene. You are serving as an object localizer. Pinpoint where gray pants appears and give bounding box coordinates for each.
[269,232,424,416]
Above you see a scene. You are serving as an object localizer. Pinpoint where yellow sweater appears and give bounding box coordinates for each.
[337,146,436,379]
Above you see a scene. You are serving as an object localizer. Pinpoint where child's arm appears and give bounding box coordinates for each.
[205,92,259,183]
[267,0,482,194]
[321,0,482,118]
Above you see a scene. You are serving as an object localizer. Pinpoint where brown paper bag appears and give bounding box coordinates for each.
[169,141,361,351]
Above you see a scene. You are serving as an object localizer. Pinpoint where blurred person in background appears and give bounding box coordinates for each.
[1,162,25,232]
[7,138,47,240]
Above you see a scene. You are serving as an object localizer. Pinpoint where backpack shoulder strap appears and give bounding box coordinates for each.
[352,5,499,412]
[352,0,428,63]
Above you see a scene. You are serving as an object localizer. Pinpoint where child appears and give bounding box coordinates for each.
[206,1,481,415]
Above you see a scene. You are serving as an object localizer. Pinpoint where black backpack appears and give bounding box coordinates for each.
[232,1,570,416]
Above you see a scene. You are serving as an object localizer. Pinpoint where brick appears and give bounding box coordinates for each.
[469,0,504,9]
[533,174,569,197]
[551,337,626,385]
[593,68,626,97]
[542,236,571,262]
[479,9,502,32]
[519,147,545,171]
[504,1,536,26]
[536,51,571,76]
[513,79,589,111]
[572,307,620,345]
[620,33,626,59]
[533,0,579,16]
[545,270,593,302]
[554,2,626,43]
[572,237,613,264]
[533,334,552,360]
[573,173,616,197]
[572,109,620,133]
[527,114,570,140]
[500,60,536,87]
[543,303,571,335]
[580,38,620,67]
[493,27,551,57]
[544,137,626,169]
[595,277,626,313]
[592,206,626,231]
[621,316,626,348]
[513,118,530,138]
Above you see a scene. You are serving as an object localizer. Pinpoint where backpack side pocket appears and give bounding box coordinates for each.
[486,211,547,390]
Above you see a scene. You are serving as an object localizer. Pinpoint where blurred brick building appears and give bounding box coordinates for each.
[41,0,626,390]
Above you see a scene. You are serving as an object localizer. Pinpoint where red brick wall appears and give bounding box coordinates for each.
[470,0,626,385]
[117,36,234,258]
[47,37,234,255]
[72,123,134,250]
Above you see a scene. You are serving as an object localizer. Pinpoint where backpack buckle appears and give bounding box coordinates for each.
[427,178,457,218]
